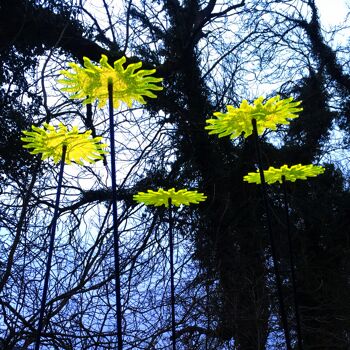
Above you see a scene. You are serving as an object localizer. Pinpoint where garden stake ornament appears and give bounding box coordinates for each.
[21,123,107,350]
[243,164,325,184]
[244,164,325,350]
[206,96,303,350]
[205,95,302,139]
[134,188,207,350]
[59,54,163,350]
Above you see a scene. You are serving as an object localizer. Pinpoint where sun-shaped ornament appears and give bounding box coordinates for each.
[21,123,108,164]
[243,164,325,185]
[133,188,207,207]
[205,95,302,139]
[58,55,163,108]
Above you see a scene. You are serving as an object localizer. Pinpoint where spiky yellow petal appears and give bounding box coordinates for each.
[21,123,108,165]
[205,95,302,139]
[133,188,207,207]
[58,55,163,108]
[243,164,325,185]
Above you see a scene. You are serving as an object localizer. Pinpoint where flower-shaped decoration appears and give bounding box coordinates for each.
[205,95,302,139]
[133,188,207,207]
[58,55,163,108]
[243,164,325,185]
[22,123,108,164]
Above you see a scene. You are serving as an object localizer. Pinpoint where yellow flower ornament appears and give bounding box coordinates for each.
[58,55,163,108]
[205,95,302,139]
[243,164,325,185]
[133,188,207,207]
[22,123,108,164]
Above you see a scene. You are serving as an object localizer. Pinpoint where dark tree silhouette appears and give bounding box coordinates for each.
[0,0,349,349]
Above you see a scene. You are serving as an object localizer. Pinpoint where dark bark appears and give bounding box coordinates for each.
[0,0,111,62]
[293,0,350,95]
[156,2,270,347]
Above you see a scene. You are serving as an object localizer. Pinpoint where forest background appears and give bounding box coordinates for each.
[0,0,350,349]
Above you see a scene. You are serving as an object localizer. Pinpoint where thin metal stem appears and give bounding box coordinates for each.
[282,176,303,350]
[34,145,66,350]
[168,198,176,350]
[108,79,123,350]
[205,273,210,350]
[251,119,292,350]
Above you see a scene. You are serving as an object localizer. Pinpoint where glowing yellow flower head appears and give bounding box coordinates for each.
[21,123,108,165]
[133,188,207,207]
[243,164,325,185]
[58,55,163,108]
[205,95,302,139]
